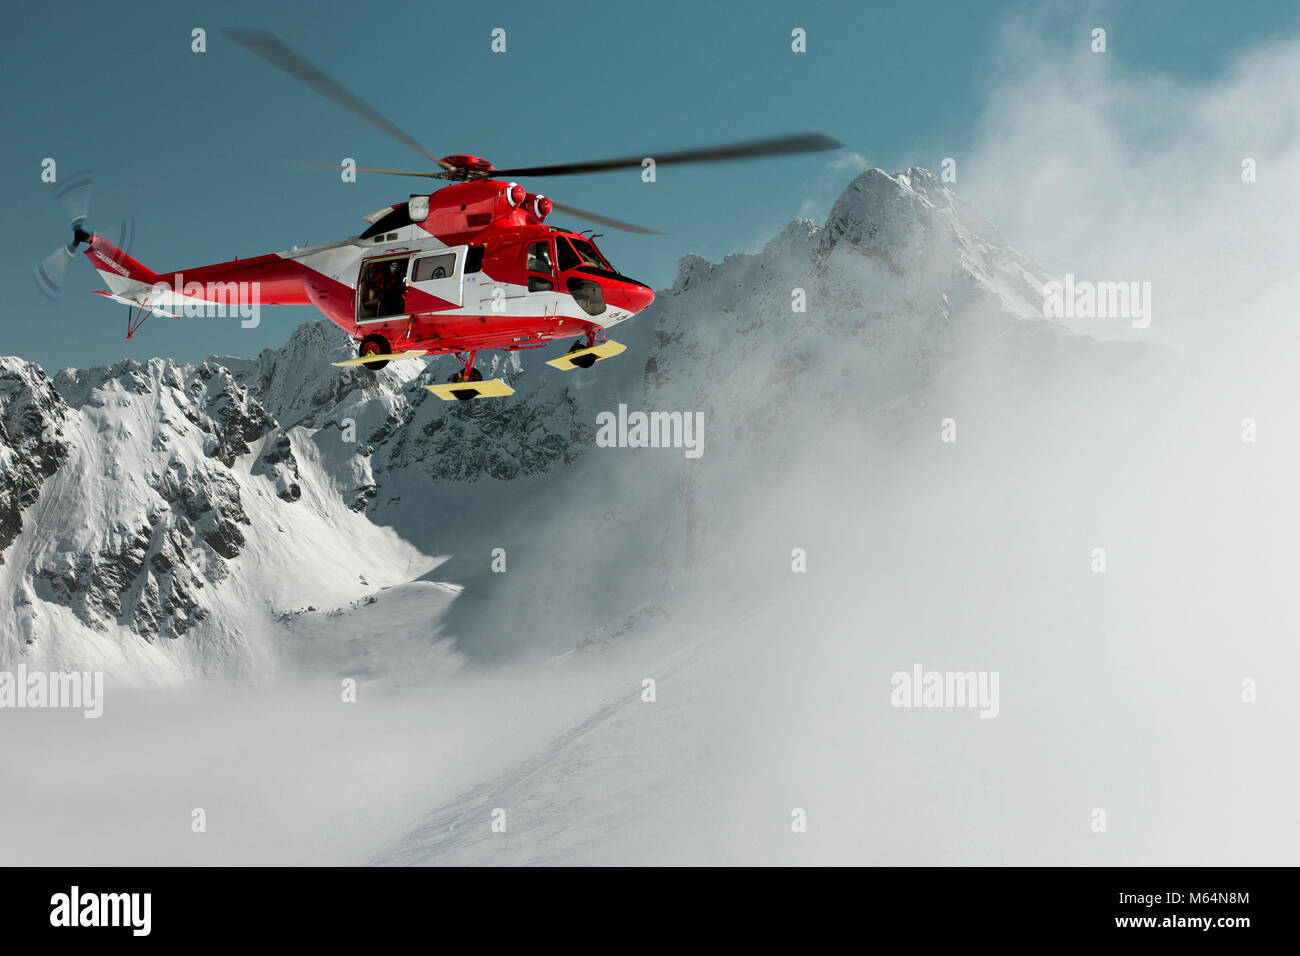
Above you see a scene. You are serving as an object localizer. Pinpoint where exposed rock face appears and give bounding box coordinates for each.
[0,313,598,659]
[0,359,69,565]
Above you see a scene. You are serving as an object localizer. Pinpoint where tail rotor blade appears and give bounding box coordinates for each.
[32,214,133,301]
[54,170,93,227]
[101,216,136,259]
[33,245,76,301]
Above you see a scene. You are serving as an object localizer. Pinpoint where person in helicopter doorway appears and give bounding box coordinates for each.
[370,259,407,318]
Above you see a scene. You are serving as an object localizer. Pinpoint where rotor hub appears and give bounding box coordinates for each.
[441,155,495,180]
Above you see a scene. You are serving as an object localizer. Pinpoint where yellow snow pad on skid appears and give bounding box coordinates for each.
[332,350,428,367]
[426,379,516,401]
[545,340,627,370]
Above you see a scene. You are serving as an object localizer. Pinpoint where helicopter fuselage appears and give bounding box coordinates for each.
[83,178,655,359]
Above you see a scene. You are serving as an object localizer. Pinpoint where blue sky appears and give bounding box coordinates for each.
[4,0,1298,370]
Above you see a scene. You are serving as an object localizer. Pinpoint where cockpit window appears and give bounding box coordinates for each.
[526,240,553,274]
[557,236,611,271]
[569,238,609,269]
[556,237,581,272]
[526,240,554,291]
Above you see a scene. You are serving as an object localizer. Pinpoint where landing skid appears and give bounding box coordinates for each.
[426,378,516,401]
[424,349,514,401]
[333,349,428,367]
[545,339,626,371]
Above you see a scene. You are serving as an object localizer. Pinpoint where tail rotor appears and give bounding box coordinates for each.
[32,171,135,302]
[54,170,93,232]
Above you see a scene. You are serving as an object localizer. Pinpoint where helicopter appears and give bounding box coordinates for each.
[35,29,841,401]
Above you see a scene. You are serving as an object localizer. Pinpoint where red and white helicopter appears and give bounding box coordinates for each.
[35,30,839,400]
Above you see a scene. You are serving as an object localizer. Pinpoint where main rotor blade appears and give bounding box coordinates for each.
[491,132,842,178]
[548,201,661,235]
[287,160,449,179]
[223,29,448,170]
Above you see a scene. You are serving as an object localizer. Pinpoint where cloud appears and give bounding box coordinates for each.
[960,9,1300,351]
[829,151,872,174]
[798,151,873,217]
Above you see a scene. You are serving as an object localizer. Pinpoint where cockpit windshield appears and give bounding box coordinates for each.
[557,235,612,272]
[570,238,608,268]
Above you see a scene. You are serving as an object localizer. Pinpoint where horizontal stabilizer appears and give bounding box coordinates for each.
[426,379,516,401]
[545,339,626,370]
[332,350,428,367]
[90,290,179,318]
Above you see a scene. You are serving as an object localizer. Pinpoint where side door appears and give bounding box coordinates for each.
[525,238,556,293]
[357,253,414,324]
[405,246,466,314]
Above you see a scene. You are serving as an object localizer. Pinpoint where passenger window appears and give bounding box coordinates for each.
[465,245,485,274]
[413,253,457,282]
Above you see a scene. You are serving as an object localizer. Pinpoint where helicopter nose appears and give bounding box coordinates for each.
[604,279,655,314]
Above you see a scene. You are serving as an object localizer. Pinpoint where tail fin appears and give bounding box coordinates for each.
[82,220,157,296]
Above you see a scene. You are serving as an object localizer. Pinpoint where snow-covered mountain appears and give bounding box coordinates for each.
[13,167,1289,868]
[0,168,1135,684]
